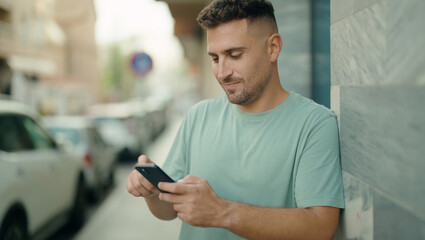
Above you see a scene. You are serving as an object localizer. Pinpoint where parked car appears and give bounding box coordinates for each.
[139,97,168,140]
[42,116,117,202]
[90,116,140,161]
[87,103,149,161]
[0,99,87,240]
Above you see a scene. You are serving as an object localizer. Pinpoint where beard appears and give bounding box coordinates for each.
[222,74,271,106]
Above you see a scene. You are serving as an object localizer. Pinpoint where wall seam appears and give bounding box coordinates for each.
[331,0,385,25]
[342,170,425,222]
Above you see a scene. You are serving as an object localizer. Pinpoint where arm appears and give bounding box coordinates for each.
[223,202,339,240]
[159,175,340,240]
[126,155,177,220]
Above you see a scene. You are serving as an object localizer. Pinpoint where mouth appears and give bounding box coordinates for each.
[222,81,241,89]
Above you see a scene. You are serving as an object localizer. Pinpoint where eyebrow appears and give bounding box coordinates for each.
[208,47,247,56]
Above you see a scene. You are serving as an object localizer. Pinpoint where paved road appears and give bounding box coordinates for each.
[58,118,184,240]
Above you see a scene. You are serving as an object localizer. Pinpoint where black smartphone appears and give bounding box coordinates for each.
[134,163,175,192]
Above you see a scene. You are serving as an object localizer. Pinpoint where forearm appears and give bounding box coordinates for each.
[220,201,339,240]
[145,195,177,220]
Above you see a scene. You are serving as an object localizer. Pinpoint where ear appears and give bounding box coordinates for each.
[268,33,282,62]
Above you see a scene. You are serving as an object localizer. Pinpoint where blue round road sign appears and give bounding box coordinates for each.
[131,53,153,76]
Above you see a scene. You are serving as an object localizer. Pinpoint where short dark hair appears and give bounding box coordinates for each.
[197,0,277,30]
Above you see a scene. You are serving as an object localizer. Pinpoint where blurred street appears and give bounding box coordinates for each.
[50,117,183,240]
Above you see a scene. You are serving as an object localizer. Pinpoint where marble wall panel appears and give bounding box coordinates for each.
[331,0,354,23]
[335,172,374,240]
[340,85,425,221]
[331,1,386,85]
[386,0,425,84]
[373,193,425,239]
[331,85,341,124]
[331,0,381,23]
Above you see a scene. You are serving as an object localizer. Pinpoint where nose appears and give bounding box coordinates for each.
[215,59,232,81]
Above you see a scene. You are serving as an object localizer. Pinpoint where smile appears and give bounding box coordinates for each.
[223,82,240,88]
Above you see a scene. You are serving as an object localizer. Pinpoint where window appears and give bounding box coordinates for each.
[48,127,81,147]
[91,127,107,147]
[0,114,32,152]
[20,116,56,150]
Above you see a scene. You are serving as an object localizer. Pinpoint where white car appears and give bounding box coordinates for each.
[0,99,86,240]
[87,102,150,161]
[42,116,117,202]
[90,116,141,161]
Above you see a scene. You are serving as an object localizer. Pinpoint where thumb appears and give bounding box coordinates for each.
[137,155,154,164]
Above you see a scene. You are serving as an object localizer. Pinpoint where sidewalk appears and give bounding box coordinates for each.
[74,117,183,240]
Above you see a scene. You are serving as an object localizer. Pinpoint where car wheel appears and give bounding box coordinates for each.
[0,215,28,240]
[68,178,87,230]
[119,148,133,162]
[88,184,103,204]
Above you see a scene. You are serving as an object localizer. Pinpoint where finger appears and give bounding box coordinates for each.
[134,174,159,195]
[135,170,157,192]
[126,175,145,197]
[126,175,137,195]
[179,175,204,184]
[172,203,185,212]
[159,192,185,204]
[177,212,191,225]
[158,182,190,194]
[132,167,158,193]
[137,155,154,164]
[130,171,158,197]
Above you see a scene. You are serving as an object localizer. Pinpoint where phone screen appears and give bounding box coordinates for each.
[135,163,175,192]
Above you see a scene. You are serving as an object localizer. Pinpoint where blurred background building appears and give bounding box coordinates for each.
[0,0,98,115]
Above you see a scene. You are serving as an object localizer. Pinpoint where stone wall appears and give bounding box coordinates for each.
[271,0,312,99]
[331,0,425,239]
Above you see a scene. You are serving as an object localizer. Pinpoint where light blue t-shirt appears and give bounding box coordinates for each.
[162,92,345,240]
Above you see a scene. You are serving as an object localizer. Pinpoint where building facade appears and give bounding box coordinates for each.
[331,0,425,239]
[0,0,99,115]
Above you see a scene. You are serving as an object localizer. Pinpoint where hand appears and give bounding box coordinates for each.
[158,175,229,228]
[126,155,160,198]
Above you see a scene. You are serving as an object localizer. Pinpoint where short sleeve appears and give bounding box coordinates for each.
[294,116,345,209]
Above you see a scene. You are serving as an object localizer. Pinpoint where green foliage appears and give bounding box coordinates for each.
[100,43,126,98]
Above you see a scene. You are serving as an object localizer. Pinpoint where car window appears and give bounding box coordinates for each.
[48,128,81,147]
[90,128,106,147]
[0,114,33,152]
[20,116,56,150]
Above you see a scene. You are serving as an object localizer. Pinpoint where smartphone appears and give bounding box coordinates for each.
[134,163,175,192]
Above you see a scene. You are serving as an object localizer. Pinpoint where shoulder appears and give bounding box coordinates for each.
[289,92,337,128]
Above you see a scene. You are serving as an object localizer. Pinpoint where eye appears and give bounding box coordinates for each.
[230,53,242,59]
[210,55,219,63]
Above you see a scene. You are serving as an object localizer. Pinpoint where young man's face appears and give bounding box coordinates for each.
[207,19,273,106]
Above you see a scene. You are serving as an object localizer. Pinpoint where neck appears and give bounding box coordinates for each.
[237,77,289,113]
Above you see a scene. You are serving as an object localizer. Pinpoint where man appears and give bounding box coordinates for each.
[127,0,344,239]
